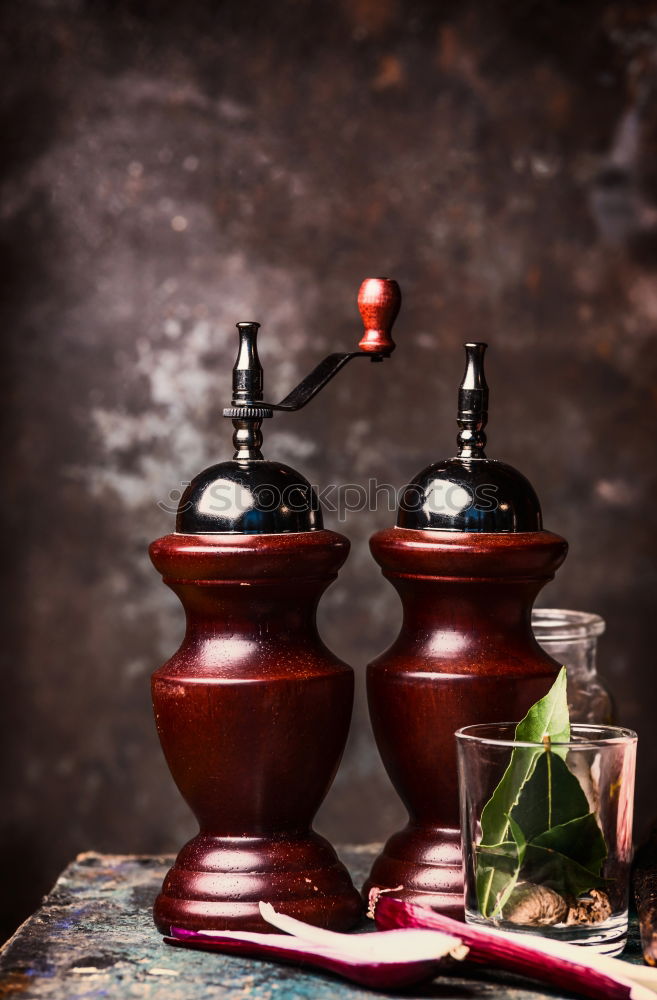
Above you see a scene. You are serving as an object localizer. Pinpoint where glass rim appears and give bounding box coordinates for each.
[455,722,637,749]
[531,608,605,640]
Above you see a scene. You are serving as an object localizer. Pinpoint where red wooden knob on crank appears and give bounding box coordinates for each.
[357,278,401,356]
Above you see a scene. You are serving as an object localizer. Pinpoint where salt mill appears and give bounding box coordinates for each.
[364,343,568,917]
[150,278,401,934]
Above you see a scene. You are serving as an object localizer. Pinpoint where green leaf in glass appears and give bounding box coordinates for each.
[509,751,590,841]
[529,813,607,875]
[521,843,608,898]
[476,667,570,915]
[479,666,570,847]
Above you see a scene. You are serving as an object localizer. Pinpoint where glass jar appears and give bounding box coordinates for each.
[532,609,613,724]
[456,723,637,956]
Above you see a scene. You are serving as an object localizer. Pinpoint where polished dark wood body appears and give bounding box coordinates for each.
[150,529,362,933]
[364,527,568,917]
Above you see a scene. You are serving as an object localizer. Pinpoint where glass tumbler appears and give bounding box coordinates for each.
[531,609,612,724]
[456,723,637,956]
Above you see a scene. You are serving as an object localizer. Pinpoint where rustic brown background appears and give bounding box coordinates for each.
[2,0,657,942]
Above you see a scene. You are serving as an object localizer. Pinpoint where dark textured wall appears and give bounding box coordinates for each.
[2,0,657,942]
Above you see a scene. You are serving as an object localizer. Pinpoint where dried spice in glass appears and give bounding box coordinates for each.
[456,669,637,956]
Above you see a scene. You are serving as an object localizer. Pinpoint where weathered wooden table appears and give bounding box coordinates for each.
[0,846,644,999]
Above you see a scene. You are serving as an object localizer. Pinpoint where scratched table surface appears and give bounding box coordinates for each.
[0,846,645,1000]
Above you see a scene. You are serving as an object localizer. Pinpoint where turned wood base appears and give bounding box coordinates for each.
[362,825,464,919]
[365,527,568,921]
[154,831,363,934]
[149,530,362,935]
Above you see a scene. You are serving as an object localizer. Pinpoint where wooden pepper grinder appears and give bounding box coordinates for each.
[150,278,401,934]
[364,343,568,917]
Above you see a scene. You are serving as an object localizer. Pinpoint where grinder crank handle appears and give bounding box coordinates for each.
[357,277,401,356]
[262,277,402,412]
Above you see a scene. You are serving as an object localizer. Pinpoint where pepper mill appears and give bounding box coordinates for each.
[364,342,568,917]
[150,278,401,934]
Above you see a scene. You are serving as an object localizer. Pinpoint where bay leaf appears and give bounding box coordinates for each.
[509,750,590,842]
[479,807,607,918]
[486,814,529,918]
[522,842,608,898]
[475,840,518,916]
[476,839,518,875]
[477,667,570,915]
[530,813,607,874]
[479,666,570,846]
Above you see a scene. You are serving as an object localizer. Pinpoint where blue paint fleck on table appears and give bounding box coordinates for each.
[0,846,645,998]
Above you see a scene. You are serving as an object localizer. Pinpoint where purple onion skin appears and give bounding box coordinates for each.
[166,929,441,989]
[374,898,635,1000]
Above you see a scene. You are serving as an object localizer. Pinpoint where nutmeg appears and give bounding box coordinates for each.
[502,883,569,926]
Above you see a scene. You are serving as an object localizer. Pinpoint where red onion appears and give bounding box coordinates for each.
[373,895,657,1000]
[166,902,467,990]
